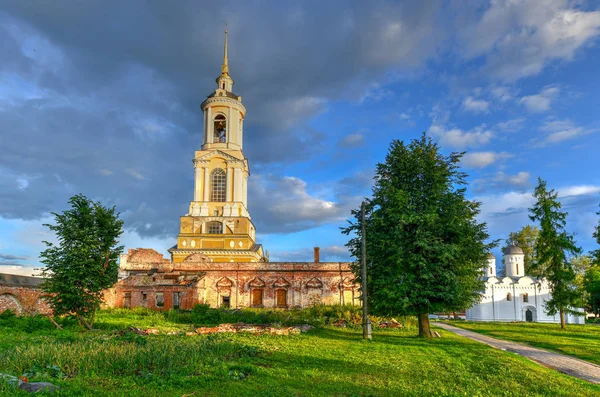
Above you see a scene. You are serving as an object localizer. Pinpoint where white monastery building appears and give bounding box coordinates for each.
[466,244,585,324]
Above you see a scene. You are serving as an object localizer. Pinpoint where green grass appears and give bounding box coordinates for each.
[1,310,599,396]
[449,321,600,365]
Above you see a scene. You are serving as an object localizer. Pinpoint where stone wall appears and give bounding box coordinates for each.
[0,274,52,316]
[105,248,359,310]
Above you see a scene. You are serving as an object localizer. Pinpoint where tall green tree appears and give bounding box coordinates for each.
[342,134,493,338]
[529,178,581,329]
[584,265,600,317]
[502,225,540,276]
[40,194,124,329]
[592,202,600,266]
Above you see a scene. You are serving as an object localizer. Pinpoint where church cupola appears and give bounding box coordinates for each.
[503,243,525,278]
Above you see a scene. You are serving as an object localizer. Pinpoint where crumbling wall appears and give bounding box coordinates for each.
[0,286,51,316]
[108,249,358,310]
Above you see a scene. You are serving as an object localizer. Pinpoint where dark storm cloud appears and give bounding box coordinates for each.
[0,1,443,236]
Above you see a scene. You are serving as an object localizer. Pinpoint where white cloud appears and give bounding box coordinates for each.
[490,86,516,102]
[494,118,525,133]
[462,96,490,113]
[338,133,365,148]
[559,185,600,197]
[358,82,395,103]
[499,172,530,187]
[0,265,39,277]
[473,171,531,193]
[249,174,357,233]
[126,169,147,181]
[519,86,560,112]
[461,0,600,80]
[538,119,595,145]
[429,124,494,149]
[462,152,513,168]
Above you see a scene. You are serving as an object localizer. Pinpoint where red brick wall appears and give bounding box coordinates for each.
[0,286,52,316]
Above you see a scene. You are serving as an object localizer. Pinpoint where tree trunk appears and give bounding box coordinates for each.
[46,315,63,330]
[90,308,96,328]
[560,308,566,330]
[77,313,93,330]
[418,313,432,338]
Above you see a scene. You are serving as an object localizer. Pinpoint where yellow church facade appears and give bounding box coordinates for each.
[169,29,264,263]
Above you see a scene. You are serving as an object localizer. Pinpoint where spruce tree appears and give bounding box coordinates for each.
[342,134,493,337]
[529,178,581,329]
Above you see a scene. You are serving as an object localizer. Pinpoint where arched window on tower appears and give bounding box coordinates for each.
[207,221,223,234]
[210,168,226,202]
[214,115,227,143]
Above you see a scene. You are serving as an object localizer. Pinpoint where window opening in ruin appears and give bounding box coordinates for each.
[123,292,131,308]
[213,115,227,143]
[275,289,287,308]
[210,168,226,202]
[251,289,263,307]
[222,296,231,308]
[207,221,223,234]
[523,293,529,303]
[142,292,147,303]
[173,292,180,310]
[156,292,164,308]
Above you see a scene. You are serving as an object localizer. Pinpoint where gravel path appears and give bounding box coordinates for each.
[433,322,600,384]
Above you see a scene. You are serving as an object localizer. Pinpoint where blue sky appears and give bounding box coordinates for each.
[1,1,600,276]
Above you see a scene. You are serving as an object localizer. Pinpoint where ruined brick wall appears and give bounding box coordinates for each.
[0,274,52,316]
[108,249,359,311]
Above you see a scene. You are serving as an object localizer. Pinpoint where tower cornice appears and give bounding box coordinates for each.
[201,97,246,113]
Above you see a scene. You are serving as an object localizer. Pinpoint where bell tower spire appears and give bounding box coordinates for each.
[221,27,229,76]
[215,26,234,92]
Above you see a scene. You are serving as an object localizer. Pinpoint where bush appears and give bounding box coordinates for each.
[188,303,417,328]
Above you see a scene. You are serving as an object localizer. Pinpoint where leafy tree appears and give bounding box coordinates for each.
[342,134,493,338]
[585,265,600,317]
[40,194,124,329]
[570,255,593,308]
[502,225,540,276]
[592,202,600,266]
[529,178,581,329]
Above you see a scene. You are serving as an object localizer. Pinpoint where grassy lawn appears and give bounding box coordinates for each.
[1,310,599,396]
[449,321,600,366]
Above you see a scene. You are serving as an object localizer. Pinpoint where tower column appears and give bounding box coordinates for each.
[203,167,210,201]
[226,167,233,202]
[194,163,202,201]
[207,107,212,144]
[242,173,248,207]
[228,106,233,145]
[203,109,207,145]
[234,168,243,202]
